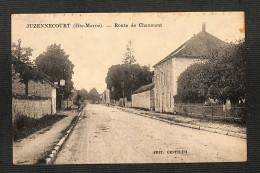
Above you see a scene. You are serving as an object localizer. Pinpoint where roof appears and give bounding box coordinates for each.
[12,56,58,88]
[43,78,58,88]
[153,27,229,67]
[133,83,154,94]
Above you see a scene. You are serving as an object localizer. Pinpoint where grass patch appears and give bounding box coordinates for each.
[60,115,78,136]
[36,114,79,165]
[13,114,67,141]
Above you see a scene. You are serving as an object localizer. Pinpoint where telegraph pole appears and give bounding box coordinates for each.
[122,81,125,107]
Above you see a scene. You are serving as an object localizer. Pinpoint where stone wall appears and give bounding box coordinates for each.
[132,90,152,110]
[126,101,132,108]
[61,99,73,109]
[12,98,52,123]
[12,75,54,98]
[12,75,57,116]
[12,77,26,96]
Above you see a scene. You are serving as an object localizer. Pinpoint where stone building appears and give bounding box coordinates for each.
[153,23,228,113]
[100,89,111,105]
[12,63,58,121]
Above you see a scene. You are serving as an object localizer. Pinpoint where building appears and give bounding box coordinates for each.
[61,97,73,109]
[100,89,111,105]
[131,83,154,110]
[153,23,228,113]
[105,89,110,105]
[100,91,106,104]
[12,68,58,121]
[27,79,57,114]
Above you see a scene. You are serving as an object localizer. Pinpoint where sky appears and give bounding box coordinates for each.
[11,12,245,93]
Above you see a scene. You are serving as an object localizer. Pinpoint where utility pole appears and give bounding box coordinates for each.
[129,40,132,64]
[18,39,21,60]
[122,81,125,107]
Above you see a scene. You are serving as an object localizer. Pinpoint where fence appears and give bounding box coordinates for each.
[174,104,246,122]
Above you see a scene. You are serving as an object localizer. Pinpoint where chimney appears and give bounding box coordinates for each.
[202,22,206,32]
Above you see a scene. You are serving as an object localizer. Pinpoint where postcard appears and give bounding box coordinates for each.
[11,12,246,164]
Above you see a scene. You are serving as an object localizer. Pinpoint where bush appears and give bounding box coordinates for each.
[12,93,51,100]
[13,113,67,141]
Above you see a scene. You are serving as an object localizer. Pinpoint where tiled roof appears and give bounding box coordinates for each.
[133,83,154,94]
[153,29,229,67]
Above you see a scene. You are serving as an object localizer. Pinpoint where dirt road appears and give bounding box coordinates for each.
[54,104,246,164]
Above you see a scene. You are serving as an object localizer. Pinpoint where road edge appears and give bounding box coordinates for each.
[44,110,83,164]
[115,107,246,139]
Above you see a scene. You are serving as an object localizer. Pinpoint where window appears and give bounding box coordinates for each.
[156,93,160,108]
[156,74,159,87]
[161,72,164,86]
[166,70,169,85]
[166,92,170,107]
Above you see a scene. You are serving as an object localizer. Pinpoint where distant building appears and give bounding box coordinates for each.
[132,83,154,110]
[61,97,73,109]
[105,89,110,105]
[100,89,111,105]
[153,23,228,113]
[100,92,106,104]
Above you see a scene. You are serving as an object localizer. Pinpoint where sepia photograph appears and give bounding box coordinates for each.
[11,12,246,164]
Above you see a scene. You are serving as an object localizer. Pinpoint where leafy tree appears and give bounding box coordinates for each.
[122,40,136,65]
[105,64,153,100]
[12,39,43,95]
[78,88,89,101]
[74,91,82,109]
[206,41,246,105]
[35,44,74,99]
[88,88,100,103]
[73,88,89,109]
[176,41,245,105]
[176,63,208,103]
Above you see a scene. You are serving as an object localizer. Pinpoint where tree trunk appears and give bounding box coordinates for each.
[25,80,29,96]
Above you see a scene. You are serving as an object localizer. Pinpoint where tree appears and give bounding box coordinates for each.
[176,63,208,103]
[78,88,89,101]
[206,41,246,105]
[73,88,89,109]
[122,40,136,64]
[176,41,245,105]
[105,64,153,100]
[88,88,99,103]
[11,39,43,95]
[35,44,74,99]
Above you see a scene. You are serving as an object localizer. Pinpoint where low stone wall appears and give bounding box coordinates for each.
[125,101,132,108]
[132,90,151,110]
[12,98,52,123]
[61,99,73,109]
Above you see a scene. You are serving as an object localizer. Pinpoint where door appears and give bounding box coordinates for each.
[162,93,164,112]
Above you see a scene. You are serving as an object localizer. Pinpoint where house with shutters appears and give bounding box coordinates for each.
[153,23,228,113]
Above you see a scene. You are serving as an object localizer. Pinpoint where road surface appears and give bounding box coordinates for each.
[54,104,246,164]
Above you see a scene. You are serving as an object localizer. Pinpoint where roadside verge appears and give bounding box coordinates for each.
[44,110,83,164]
[13,109,80,165]
[115,106,246,139]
